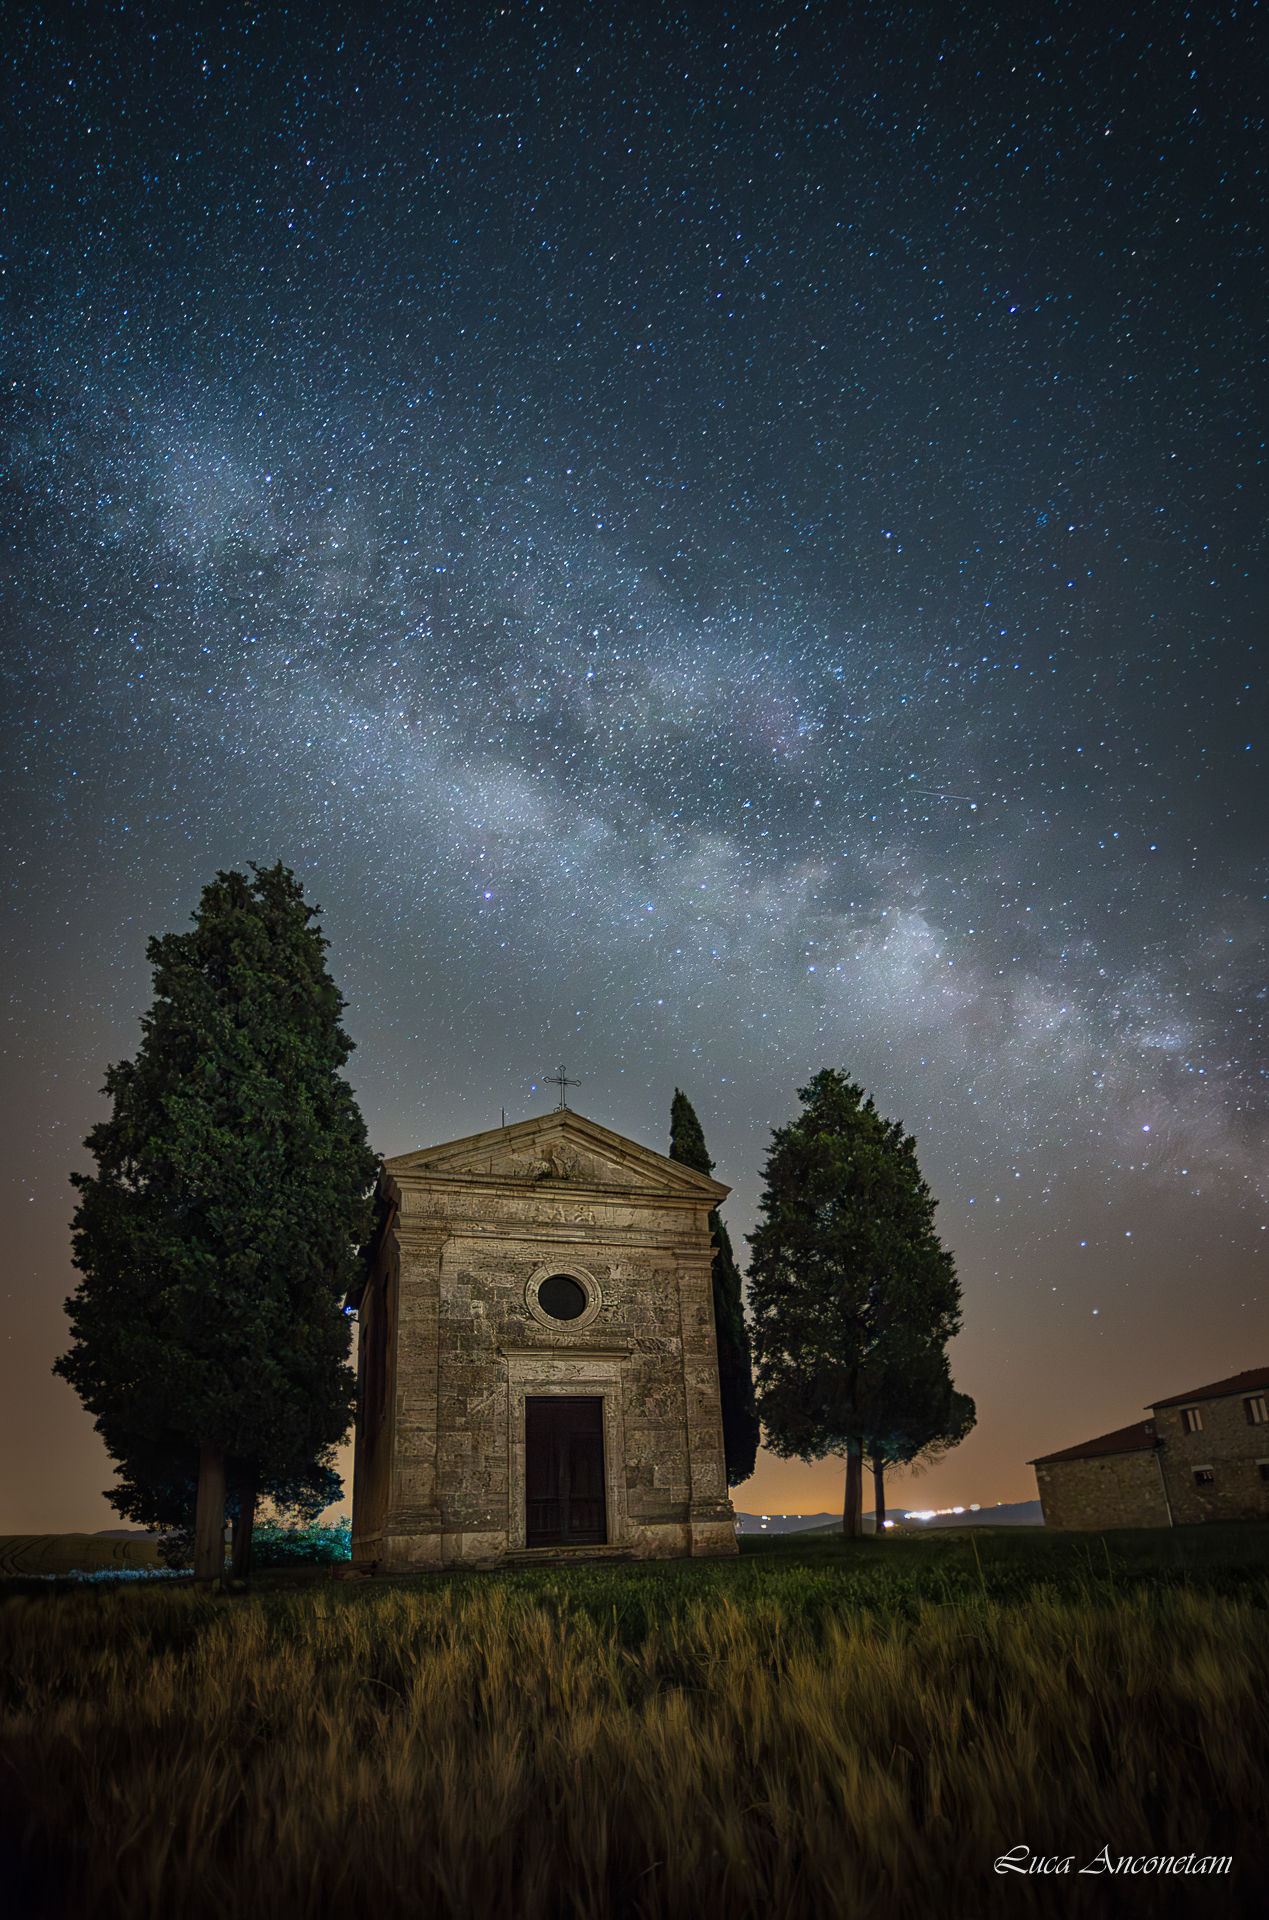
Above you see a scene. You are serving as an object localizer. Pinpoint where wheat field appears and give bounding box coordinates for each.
[2,1560,1266,1919]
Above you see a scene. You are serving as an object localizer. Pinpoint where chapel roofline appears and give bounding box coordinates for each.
[380,1106,730,1205]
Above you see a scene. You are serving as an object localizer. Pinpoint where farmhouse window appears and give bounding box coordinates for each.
[1258,1462,1269,1483]
[1180,1408,1203,1433]
[1193,1467,1215,1486]
[1244,1396,1269,1425]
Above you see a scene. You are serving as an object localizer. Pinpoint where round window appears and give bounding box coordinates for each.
[524,1263,601,1333]
[537,1273,588,1322]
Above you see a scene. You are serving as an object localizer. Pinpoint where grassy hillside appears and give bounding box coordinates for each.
[3,1528,1267,1918]
[0,1534,165,1579]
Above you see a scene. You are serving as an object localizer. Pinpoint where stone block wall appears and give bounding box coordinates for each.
[1033,1449,1170,1531]
[1155,1390,1269,1525]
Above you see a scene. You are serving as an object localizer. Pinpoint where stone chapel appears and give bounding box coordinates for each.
[348,1108,739,1571]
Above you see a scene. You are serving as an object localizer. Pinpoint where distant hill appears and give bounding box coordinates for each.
[735,1501,1043,1535]
[734,1512,843,1535]
[890,1500,1043,1530]
[0,1534,165,1577]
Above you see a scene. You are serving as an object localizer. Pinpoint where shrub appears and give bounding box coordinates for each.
[248,1516,351,1568]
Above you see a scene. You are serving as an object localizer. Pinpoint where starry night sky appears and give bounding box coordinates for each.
[4,1,1266,1532]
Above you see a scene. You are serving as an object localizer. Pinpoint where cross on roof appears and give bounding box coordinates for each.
[543,1063,580,1110]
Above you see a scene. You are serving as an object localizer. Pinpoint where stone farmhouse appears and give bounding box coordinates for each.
[347,1109,739,1572]
[1029,1367,1269,1530]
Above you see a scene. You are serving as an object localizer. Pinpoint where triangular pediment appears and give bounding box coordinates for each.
[384,1108,728,1202]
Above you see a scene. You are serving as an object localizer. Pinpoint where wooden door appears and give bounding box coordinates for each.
[525,1396,607,1547]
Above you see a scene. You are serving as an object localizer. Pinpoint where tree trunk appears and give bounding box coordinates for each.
[842,1441,864,1539]
[231,1461,258,1582]
[872,1454,886,1534]
[194,1442,227,1582]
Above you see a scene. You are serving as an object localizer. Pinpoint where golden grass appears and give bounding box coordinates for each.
[2,1576,1266,1918]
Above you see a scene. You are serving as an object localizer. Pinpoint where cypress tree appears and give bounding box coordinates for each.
[746,1069,971,1537]
[669,1089,759,1487]
[55,864,378,1581]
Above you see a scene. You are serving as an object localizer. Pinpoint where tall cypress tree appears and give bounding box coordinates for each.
[56,864,378,1580]
[746,1069,970,1537]
[669,1089,759,1487]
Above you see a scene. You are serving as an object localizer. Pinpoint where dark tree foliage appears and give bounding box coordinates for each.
[746,1069,972,1537]
[55,864,378,1579]
[104,1426,344,1570]
[669,1089,759,1487]
[861,1342,977,1529]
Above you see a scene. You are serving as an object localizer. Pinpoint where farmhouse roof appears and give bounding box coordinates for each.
[1149,1366,1269,1410]
[1028,1420,1159,1467]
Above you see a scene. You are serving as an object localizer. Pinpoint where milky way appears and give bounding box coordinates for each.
[4,2,1266,1524]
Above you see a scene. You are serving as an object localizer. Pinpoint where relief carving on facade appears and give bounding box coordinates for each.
[529,1201,597,1225]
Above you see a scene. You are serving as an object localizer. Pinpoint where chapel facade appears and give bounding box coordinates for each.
[348,1108,739,1571]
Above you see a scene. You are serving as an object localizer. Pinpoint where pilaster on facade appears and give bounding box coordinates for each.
[386,1221,448,1545]
[673,1249,731,1548]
